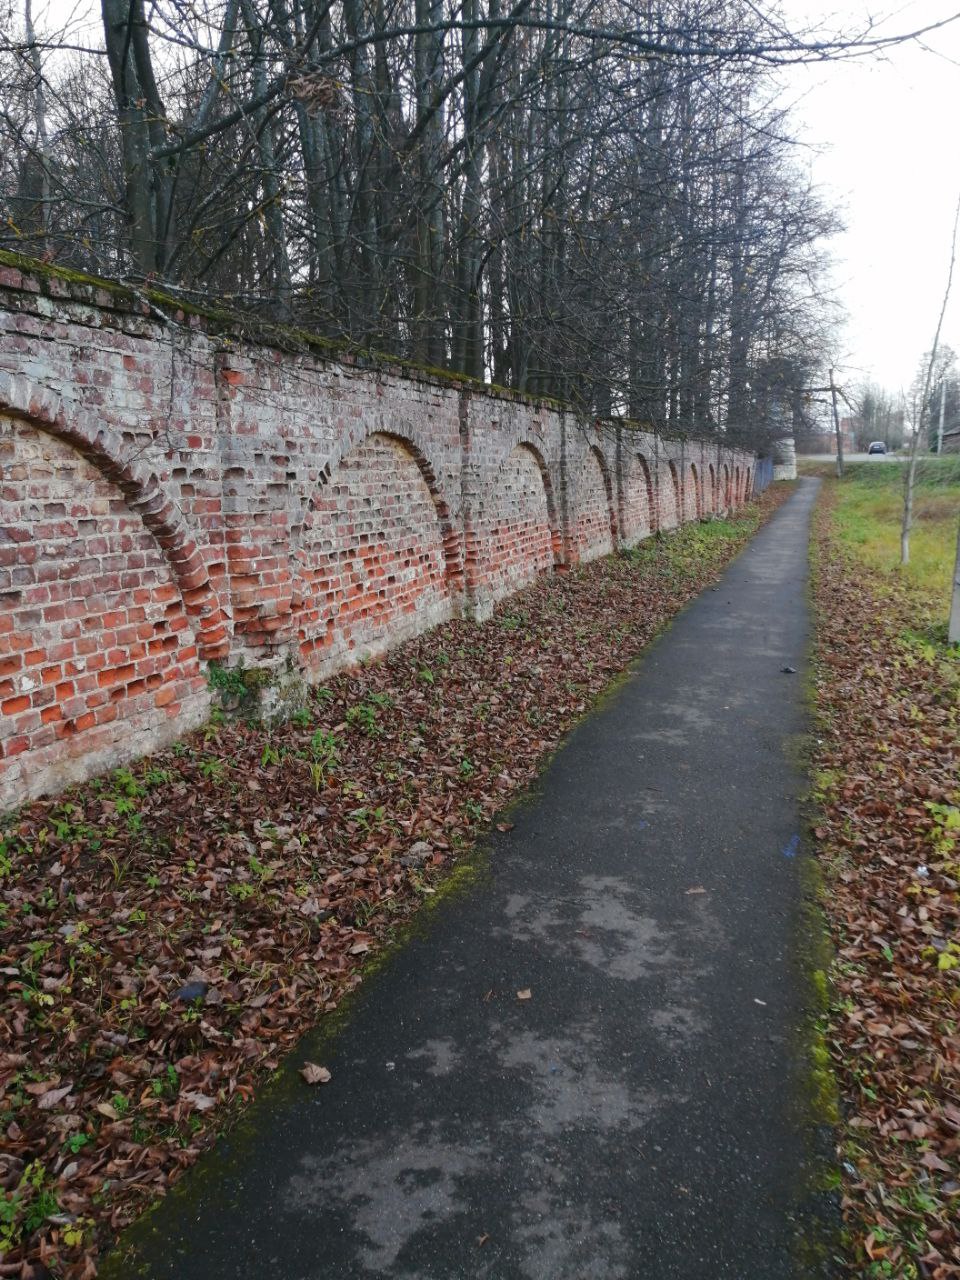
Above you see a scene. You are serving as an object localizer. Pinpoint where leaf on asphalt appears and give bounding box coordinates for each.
[300,1063,332,1085]
[516,989,532,1001]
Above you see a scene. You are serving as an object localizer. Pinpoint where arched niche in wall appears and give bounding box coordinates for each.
[475,442,562,601]
[688,462,703,520]
[571,446,617,561]
[0,409,214,807]
[295,430,459,675]
[663,460,682,530]
[620,452,657,546]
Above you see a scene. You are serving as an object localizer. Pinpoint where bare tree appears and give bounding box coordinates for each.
[2,0,936,436]
[902,187,960,566]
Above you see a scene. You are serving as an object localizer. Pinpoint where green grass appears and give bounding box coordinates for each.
[812,459,960,610]
[622,505,766,582]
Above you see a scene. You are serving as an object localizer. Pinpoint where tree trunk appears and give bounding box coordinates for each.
[101,0,157,273]
[830,367,844,479]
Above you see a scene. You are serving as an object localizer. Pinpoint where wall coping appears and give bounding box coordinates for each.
[0,248,749,451]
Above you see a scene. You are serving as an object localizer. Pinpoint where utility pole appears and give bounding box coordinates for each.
[829,367,844,479]
[937,376,947,454]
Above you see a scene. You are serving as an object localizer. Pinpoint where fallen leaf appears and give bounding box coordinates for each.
[919,1150,952,1173]
[24,1079,61,1096]
[516,989,532,1001]
[181,1091,217,1112]
[301,1062,332,1085]
[36,1085,73,1111]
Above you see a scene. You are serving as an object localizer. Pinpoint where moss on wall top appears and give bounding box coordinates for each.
[0,248,744,451]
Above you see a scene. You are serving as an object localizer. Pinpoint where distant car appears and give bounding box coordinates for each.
[867,441,887,455]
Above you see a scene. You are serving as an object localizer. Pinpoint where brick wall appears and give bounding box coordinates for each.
[297,432,456,678]
[0,259,762,808]
[474,444,559,606]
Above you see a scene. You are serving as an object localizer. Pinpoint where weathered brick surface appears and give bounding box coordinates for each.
[473,443,558,606]
[568,442,616,564]
[660,459,682,530]
[618,447,657,546]
[0,414,209,804]
[0,267,762,807]
[296,432,456,677]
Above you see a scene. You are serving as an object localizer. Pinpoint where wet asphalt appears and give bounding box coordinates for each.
[107,477,834,1280]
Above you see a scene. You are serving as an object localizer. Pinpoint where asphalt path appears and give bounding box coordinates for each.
[107,477,834,1280]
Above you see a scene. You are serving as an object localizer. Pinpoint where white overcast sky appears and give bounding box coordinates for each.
[779,1,960,396]
[29,0,960,397]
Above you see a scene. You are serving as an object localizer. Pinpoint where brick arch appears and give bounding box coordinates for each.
[0,372,227,661]
[590,445,619,549]
[708,463,717,513]
[722,463,731,509]
[689,462,703,519]
[665,460,682,529]
[472,442,563,603]
[294,430,459,674]
[734,465,742,505]
[745,466,752,499]
[0,411,218,808]
[636,452,657,534]
[292,425,462,593]
[505,440,564,567]
[620,451,657,545]
[567,444,616,562]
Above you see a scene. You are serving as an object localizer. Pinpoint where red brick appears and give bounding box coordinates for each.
[153,684,177,708]
[97,663,136,688]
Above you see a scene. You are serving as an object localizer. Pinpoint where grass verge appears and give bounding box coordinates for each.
[803,458,960,621]
[809,472,960,1279]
